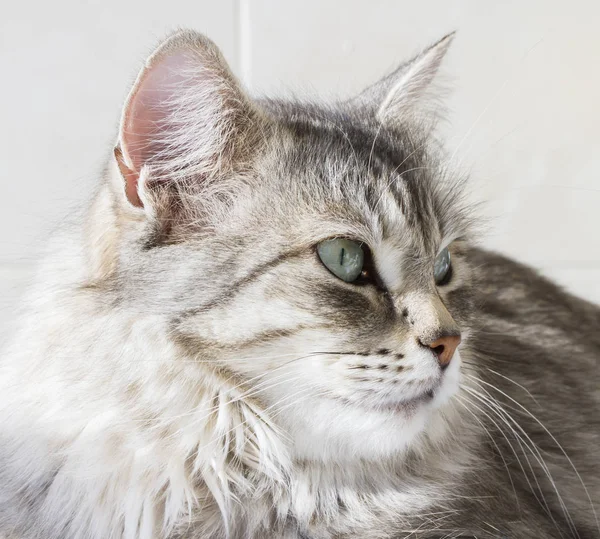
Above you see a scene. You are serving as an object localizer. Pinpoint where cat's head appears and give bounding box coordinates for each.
[101,30,477,461]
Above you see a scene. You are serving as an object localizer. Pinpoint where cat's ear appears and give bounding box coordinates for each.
[358,33,454,127]
[115,30,257,208]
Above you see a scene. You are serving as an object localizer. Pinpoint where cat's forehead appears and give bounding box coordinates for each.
[253,101,452,254]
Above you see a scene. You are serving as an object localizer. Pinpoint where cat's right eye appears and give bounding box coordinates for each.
[317,238,365,283]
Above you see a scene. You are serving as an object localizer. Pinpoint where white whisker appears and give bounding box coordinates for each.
[463,382,576,538]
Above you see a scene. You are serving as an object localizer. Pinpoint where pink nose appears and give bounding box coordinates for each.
[423,334,461,369]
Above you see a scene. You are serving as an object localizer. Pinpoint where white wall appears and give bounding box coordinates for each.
[1,0,599,336]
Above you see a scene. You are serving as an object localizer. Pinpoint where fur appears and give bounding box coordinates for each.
[0,30,598,539]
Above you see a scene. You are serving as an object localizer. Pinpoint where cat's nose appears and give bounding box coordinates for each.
[420,332,461,370]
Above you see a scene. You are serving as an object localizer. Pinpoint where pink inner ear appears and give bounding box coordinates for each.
[122,52,192,172]
[119,52,194,205]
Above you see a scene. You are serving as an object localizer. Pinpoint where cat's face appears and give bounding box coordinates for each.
[110,31,476,460]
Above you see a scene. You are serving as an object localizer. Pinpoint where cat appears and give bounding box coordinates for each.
[0,29,598,539]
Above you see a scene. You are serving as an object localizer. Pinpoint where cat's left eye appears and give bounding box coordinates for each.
[434,247,452,286]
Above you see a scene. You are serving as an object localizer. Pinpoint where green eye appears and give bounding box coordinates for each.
[317,238,365,283]
[434,247,452,285]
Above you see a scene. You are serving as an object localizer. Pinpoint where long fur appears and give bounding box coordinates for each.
[0,30,598,539]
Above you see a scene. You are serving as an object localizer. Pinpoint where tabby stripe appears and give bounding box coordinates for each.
[180,247,311,318]
[173,324,319,353]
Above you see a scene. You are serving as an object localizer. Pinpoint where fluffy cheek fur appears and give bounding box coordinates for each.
[230,333,463,461]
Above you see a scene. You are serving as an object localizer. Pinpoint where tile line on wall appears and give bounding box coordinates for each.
[234,0,252,88]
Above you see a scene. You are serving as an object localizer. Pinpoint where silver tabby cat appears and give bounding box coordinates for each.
[0,30,598,539]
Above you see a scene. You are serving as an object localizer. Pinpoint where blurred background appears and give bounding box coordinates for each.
[1,0,599,337]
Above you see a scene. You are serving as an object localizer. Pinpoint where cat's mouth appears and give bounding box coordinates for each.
[355,387,438,415]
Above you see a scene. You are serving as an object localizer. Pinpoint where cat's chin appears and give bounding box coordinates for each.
[282,376,460,462]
